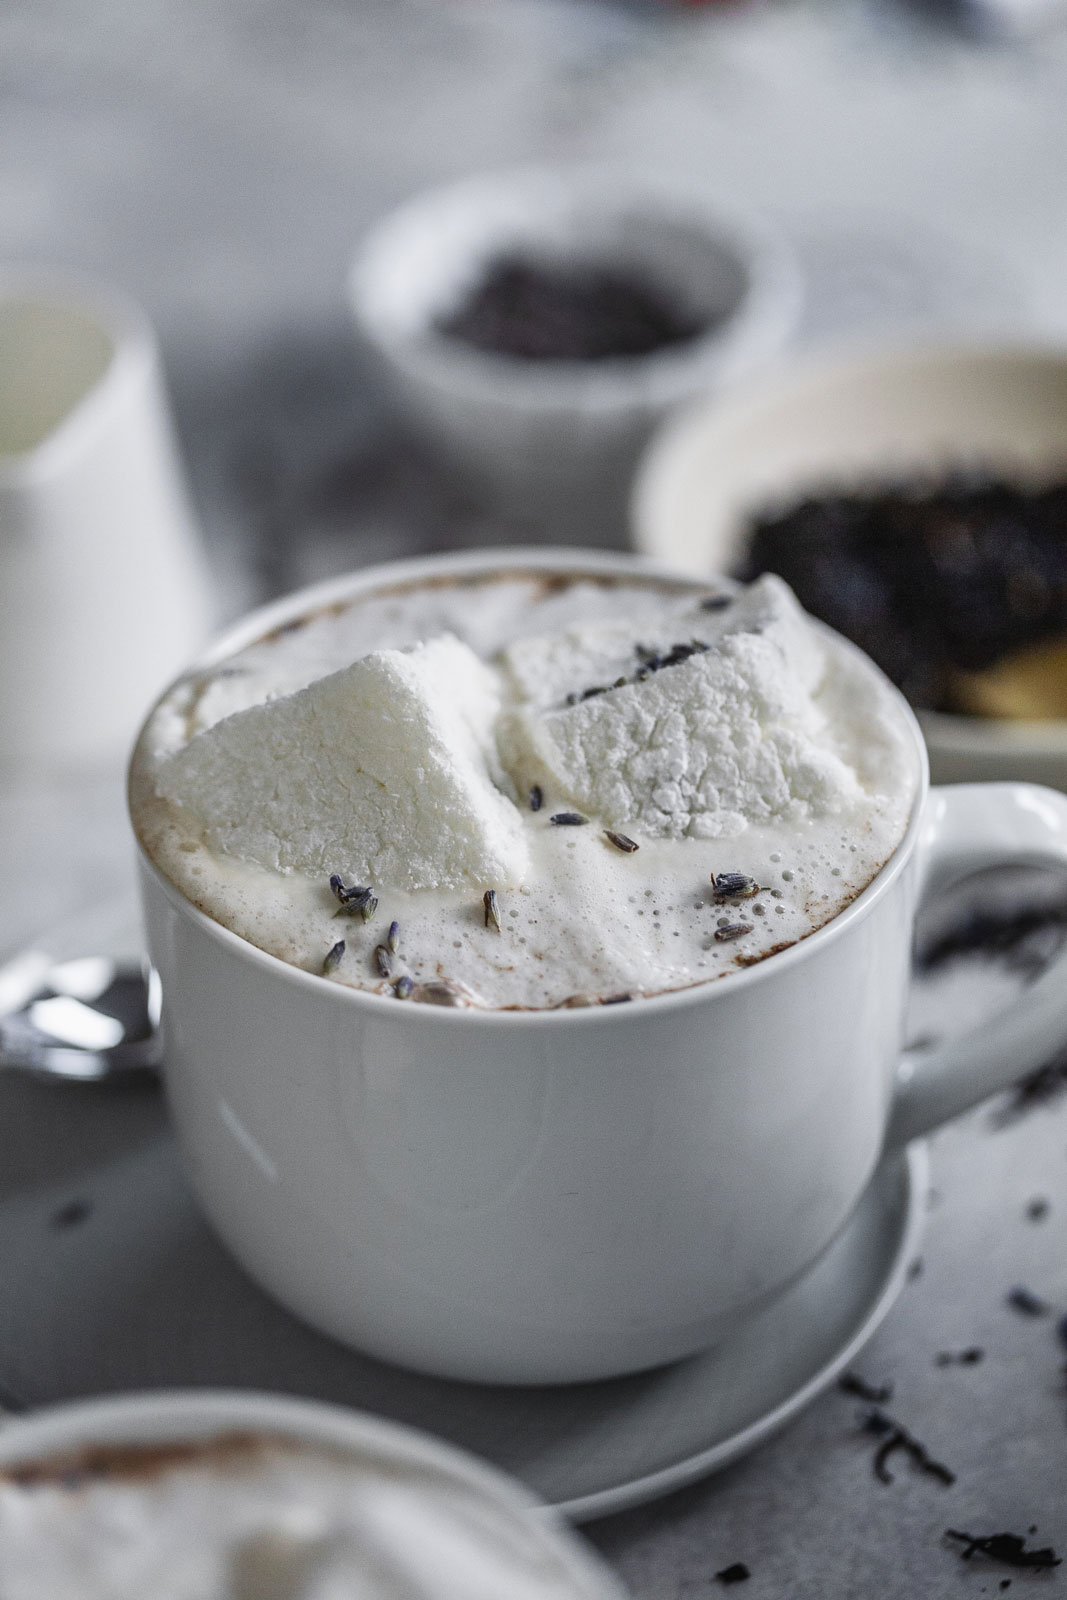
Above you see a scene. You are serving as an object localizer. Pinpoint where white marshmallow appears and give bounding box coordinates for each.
[497,576,865,839]
[155,635,528,891]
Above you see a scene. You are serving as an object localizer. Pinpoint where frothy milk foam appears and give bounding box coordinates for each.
[130,569,919,1009]
[0,1432,611,1599]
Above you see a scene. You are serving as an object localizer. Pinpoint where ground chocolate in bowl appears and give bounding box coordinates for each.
[129,566,919,1010]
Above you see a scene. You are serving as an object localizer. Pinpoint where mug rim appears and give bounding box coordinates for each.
[131,544,930,1026]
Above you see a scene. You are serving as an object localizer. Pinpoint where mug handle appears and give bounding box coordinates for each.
[887,782,1067,1147]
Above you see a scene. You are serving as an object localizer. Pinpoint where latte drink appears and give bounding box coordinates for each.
[130,561,919,1010]
[0,1428,618,1599]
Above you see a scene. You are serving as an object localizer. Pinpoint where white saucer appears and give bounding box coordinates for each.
[0,1073,923,1522]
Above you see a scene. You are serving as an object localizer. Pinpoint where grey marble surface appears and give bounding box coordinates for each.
[3,1,1067,1594]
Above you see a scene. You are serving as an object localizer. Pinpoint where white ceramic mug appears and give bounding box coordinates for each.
[0,1390,625,1598]
[0,267,213,770]
[132,549,1067,1385]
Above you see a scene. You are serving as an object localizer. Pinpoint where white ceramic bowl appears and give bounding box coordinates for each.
[348,165,801,541]
[632,342,1067,787]
[0,1390,626,1598]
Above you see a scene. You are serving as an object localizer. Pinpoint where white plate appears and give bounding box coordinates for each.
[0,1066,924,1522]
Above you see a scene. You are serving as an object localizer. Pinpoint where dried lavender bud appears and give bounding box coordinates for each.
[711,872,759,901]
[322,940,345,976]
[715,923,753,942]
[604,830,639,853]
[483,888,502,932]
[413,979,478,1008]
[602,993,633,1005]
[373,945,393,979]
[529,785,543,812]
[550,812,588,826]
[330,876,377,920]
[701,594,733,611]
[329,874,371,906]
[393,975,414,1000]
[387,920,400,954]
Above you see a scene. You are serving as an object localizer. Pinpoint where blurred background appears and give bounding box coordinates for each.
[4,0,1066,612]
[3,8,1067,1593]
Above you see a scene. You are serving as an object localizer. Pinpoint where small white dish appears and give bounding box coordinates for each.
[632,342,1067,788]
[348,165,801,539]
[0,1102,923,1521]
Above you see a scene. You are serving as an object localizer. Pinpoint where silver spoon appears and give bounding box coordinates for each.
[0,946,161,1080]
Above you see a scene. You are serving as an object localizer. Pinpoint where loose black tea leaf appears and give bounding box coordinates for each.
[993,1054,1067,1125]
[741,474,1067,713]
[436,255,708,362]
[50,1198,92,1230]
[859,1408,955,1486]
[715,1564,751,1585]
[935,1347,984,1367]
[839,1372,894,1403]
[946,1530,1061,1570]
[1006,1286,1050,1317]
[918,902,1067,978]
